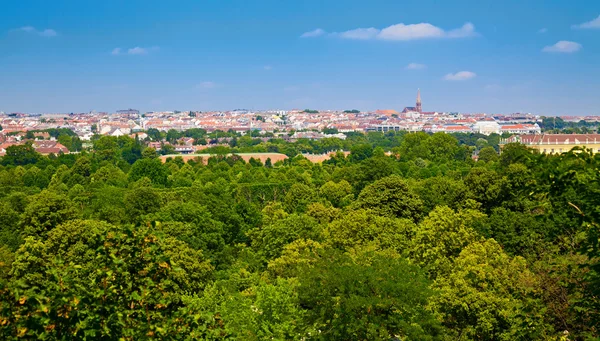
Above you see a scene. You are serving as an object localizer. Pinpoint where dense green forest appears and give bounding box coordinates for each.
[0,131,598,340]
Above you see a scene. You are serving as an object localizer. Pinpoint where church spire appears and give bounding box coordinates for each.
[416,88,422,113]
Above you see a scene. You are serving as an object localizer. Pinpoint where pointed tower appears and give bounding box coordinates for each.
[416,88,422,113]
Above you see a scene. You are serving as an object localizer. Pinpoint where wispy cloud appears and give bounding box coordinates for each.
[542,41,582,53]
[300,28,326,38]
[13,26,57,37]
[128,47,148,55]
[302,22,478,41]
[572,15,600,29]
[334,28,379,40]
[444,71,477,81]
[263,65,272,70]
[378,22,477,40]
[197,81,217,89]
[128,46,157,55]
[40,29,57,37]
[538,28,548,34]
[406,63,427,70]
[19,26,35,33]
[111,46,159,55]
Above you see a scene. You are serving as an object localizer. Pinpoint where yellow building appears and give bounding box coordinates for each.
[500,134,600,154]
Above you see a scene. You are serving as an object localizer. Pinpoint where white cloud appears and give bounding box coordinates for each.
[263,65,272,70]
[13,26,58,37]
[336,27,379,40]
[111,46,159,55]
[444,22,477,38]
[316,22,477,41]
[376,23,445,40]
[572,15,600,29]
[406,62,426,70]
[39,29,57,37]
[128,47,148,55]
[300,28,326,38]
[542,40,582,53]
[197,81,216,89]
[444,71,477,81]
[538,28,548,34]
[379,22,476,40]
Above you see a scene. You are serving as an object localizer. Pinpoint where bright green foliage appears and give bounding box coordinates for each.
[431,239,551,340]
[296,249,444,341]
[305,202,340,224]
[0,221,214,340]
[398,131,431,160]
[500,143,534,168]
[128,158,168,185]
[414,176,473,213]
[87,186,127,224]
[350,156,398,190]
[22,166,50,188]
[0,246,14,280]
[0,203,21,251]
[0,130,598,339]
[71,156,92,177]
[267,239,326,278]
[1,144,41,166]
[349,143,373,162]
[319,180,353,208]
[323,209,415,252]
[148,202,226,257]
[283,183,316,213]
[260,202,288,226]
[248,214,321,260]
[532,252,597,339]
[354,175,423,221]
[169,163,195,187]
[124,186,162,222]
[142,147,159,159]
[213,278,310,340]
[423,132,460,162]
[21,190,79,238]
[478,146,499,163]
[464,167,507,211]
[482,207,547,257]
[90,165,128,187]
[410,206,484,278]
[92,136,120,161]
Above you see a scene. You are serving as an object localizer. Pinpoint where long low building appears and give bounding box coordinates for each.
[160,153,289,164]
[500,134,600,154]
[159,151,349,164]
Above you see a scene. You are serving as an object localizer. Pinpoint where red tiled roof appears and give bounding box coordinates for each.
[444,125,471,131]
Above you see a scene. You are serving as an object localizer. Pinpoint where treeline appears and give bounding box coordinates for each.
[539,116,598,133]
[0,131,598,340]
[187,131,503,158]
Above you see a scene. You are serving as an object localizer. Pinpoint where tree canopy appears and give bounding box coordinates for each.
[0,130,598,340]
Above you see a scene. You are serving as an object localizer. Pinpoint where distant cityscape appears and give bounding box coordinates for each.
[1,89,599,156]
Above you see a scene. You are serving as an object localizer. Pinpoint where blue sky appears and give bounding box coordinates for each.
[1,0,599,115]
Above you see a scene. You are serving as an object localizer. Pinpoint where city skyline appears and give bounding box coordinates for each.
[1,0,600,115]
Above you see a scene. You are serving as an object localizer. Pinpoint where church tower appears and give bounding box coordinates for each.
[416,88,422,113]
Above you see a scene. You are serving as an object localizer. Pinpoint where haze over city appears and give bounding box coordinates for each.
[1,0,600,115]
